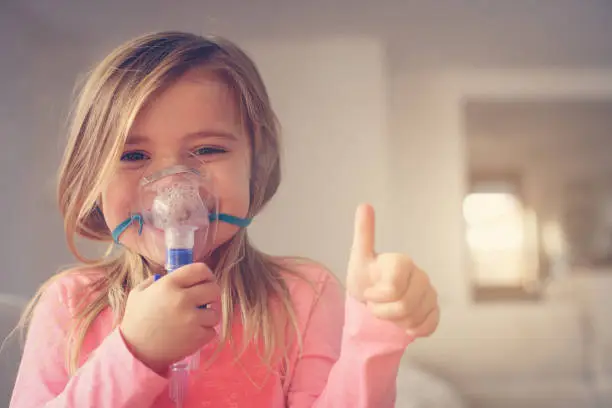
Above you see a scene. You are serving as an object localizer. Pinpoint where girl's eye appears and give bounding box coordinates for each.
[193,146,227,156]
[120,151,149,162]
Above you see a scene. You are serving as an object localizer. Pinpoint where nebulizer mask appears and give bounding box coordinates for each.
[111,164,251,407]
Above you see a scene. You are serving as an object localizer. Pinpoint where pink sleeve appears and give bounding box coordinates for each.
[286,273,413,408]
[10,278,168,408]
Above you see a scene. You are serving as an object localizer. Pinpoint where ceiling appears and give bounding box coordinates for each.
[3,0,612,69]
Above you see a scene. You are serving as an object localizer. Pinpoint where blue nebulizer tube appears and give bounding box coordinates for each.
[166,226,199,407]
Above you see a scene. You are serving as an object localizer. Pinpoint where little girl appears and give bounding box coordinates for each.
[10,31,439,408]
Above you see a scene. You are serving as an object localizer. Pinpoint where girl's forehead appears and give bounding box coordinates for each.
[129,71,244,139]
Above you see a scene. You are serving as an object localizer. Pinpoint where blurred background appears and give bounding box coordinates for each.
[2,1,612,407]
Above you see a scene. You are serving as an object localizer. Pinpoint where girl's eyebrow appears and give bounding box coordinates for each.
[184,130,239,142]
[124,134,149,145]
[125,130,238,145]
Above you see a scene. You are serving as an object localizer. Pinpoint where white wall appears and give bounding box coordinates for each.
[245,37,390,281]
[0,11,76,295]
[387,70,469,307]
[0,14,91,406]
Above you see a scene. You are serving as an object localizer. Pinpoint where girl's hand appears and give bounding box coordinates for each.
[120,263,220,375]
[346,204,440,339]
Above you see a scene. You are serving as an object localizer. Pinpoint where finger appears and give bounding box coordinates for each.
[350,203,376,263]
[410,306,440,338]
[184,281,221,307]
[367,296,420,322]
[403,286,438,328]
[195,308,221,328]
[366,273,430,321]
[362,255,415,302]
[166,263,215,288]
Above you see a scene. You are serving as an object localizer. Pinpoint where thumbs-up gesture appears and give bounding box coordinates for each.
[347,204,440,338]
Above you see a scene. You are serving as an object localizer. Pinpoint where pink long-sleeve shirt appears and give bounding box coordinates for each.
[10,259,412,407]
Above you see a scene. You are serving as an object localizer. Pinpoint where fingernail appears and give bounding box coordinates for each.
[154,274,161,282]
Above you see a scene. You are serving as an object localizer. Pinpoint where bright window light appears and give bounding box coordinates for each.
[464,191,538,287]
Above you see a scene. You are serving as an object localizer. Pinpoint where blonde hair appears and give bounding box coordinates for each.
[17,31,305,375]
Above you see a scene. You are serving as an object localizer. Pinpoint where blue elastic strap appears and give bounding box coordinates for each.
[111,212,251,244]
[111,214,144,244]
[209,213,252,227]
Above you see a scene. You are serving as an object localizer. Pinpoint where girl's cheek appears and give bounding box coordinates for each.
[101,180,139,227]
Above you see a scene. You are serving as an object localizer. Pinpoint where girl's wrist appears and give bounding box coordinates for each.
[118,326,170,377]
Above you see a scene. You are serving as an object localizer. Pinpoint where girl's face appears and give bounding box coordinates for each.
[101,70,251,266]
